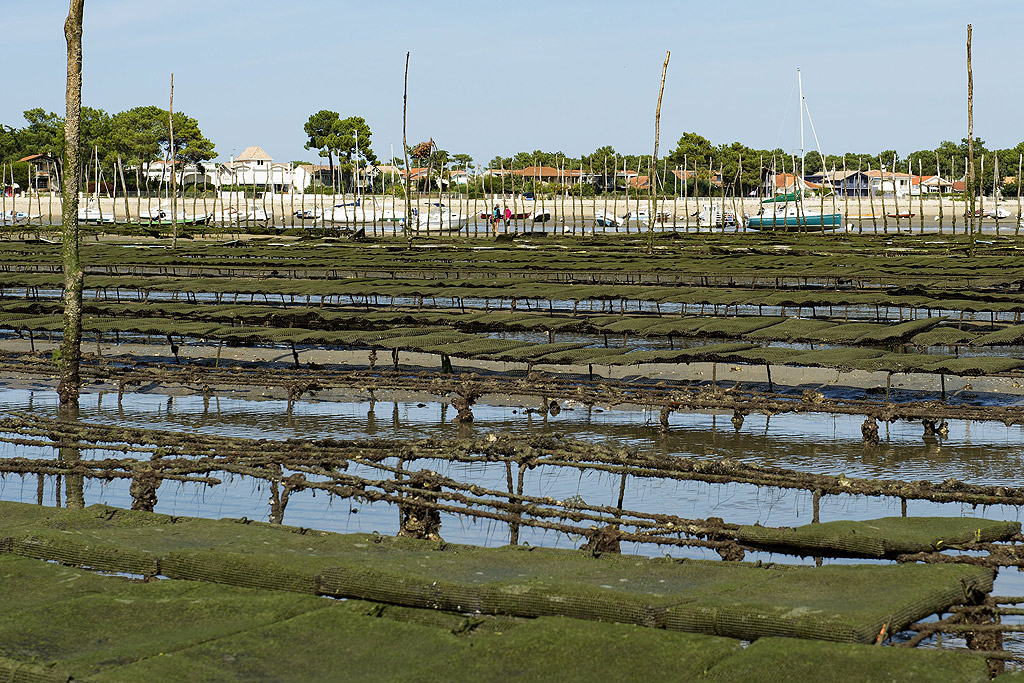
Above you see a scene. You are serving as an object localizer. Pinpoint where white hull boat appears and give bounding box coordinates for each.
[594,210,648,228]
[407,210,468,235]
[211,206,268,225]
[696,203,738,227]
[2,211,40,226]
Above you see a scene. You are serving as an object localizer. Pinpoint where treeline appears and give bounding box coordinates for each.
[0,106,215,186]
[487,132,1024,196]
[7,100,1023,198]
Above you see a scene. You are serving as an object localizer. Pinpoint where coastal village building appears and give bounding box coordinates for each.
[217,146,295,192]
[912,175,954,195]
[16,154,57,192]
[803,170,871,197]
[762,173,817,196]
[485,166,590,185]
[141,160,209,186]
[671,168,724,188]
[866,169,913,197]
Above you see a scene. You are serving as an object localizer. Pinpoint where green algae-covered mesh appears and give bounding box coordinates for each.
[0,656,72,683]
[7,533,159,576]
[699,637,990,683]
[160,550,320,594]
[734,517,1021,558]
[664,563,993,644]
[319,566,483,614]
[340,599,506,634]
[479,582,665,627]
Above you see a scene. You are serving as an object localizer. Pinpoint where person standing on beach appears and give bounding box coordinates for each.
[492,205,500,234]
[503,205,511,228]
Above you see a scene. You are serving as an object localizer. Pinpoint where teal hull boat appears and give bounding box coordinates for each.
[746,211,843,231]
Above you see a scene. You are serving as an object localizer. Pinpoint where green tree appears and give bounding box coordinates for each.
[79,107,111,161]
[304,110,343,189]
[167,110,215,169]
[0,124,22,162]
[20,108,64,158]
[666,132,715,169]
[106,106,213,186]
[108,106,164,167]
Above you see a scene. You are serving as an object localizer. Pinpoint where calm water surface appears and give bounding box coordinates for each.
[1,383,1023,646]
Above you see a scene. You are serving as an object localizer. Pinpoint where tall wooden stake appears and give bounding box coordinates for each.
[169,73,177,248]
[402,52,413,247]
[59,0,85,411]
[648,50,670,254]
[967,24,976,239]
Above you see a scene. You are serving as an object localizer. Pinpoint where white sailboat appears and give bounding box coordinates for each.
[746,69,843,231]
[77,198,115,224]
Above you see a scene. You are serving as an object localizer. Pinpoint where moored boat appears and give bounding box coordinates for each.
[745,203,843,230]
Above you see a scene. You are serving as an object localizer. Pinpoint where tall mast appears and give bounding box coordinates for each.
[797,68,805,169]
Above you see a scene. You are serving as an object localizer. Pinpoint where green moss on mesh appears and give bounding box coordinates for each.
[596,318,669,334]
[0,504,995,648]
[422,338,531,357]
[734,517,1020,557]
[811,322,885,343]
[924,356,1024,376]
[972,324,1024,347]
[912,328,978,347]
[489,342,587,361]
[633,318,713,337]
[856,317,943,343]
[0,655,71,683]
[785,348,885,371]
[596,343,757,366]
[534,347,630,365]
[853,353,951,374]
[743,318,836,342]
[732,347,805,365]
[664,562,992,643]
[700,637,990,682]
[696,316,786,337]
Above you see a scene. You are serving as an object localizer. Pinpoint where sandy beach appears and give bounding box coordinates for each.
[2,192,1021,234]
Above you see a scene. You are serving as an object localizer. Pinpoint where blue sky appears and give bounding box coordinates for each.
[1,0,1020,166]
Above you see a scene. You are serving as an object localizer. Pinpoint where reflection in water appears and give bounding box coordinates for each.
[0,385,1022,589]
[57,405,85,509]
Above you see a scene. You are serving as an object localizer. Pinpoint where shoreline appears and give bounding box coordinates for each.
[3,193,1022,232]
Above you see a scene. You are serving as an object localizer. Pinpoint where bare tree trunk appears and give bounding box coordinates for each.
[648,51,670,254]
[58,0,85,411]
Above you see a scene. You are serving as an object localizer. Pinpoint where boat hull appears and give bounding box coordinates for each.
[746,213,844,230]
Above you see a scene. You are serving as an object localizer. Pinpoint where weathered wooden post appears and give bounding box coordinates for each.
[58,0,85,412]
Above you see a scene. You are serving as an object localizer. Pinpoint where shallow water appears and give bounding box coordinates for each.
[1,383,1023,639]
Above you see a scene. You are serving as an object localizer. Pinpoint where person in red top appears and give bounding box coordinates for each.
[503,206,511,228]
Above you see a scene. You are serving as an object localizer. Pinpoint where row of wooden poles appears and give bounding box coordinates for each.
[2,151,1023,236]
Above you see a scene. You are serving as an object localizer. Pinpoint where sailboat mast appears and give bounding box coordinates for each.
[797,68,805,169]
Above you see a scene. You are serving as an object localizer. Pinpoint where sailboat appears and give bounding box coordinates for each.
[745,69,843,231]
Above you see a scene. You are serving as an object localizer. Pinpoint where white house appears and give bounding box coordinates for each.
[912,175,954,195]
[217,146,298,192]
[867,170,912,197]
[803,170,871,197]
[140,160,212,186]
